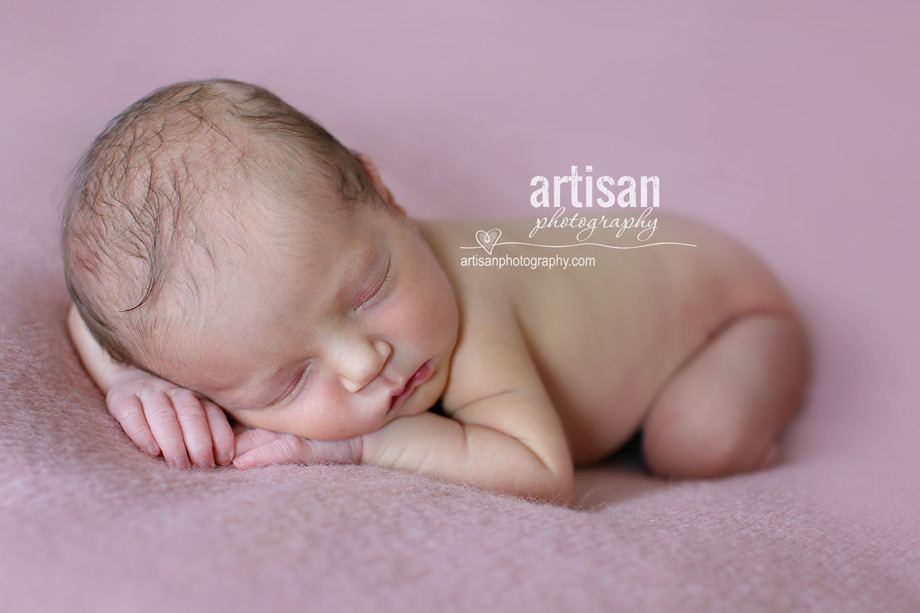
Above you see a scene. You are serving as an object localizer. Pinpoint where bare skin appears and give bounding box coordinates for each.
[420,215,808,473]
[68,157,809,505]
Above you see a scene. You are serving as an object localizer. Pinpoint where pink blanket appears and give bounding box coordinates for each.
[2,2,918,610]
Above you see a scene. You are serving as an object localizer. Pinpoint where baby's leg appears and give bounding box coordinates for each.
[641,311,809,479]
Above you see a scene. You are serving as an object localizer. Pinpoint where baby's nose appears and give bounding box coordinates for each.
[335,339,392,393]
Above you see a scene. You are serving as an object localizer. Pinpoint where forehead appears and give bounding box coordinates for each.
[209,201,384,327]
[188,186,370,296]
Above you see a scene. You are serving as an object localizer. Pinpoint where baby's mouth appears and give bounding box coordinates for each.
[388,360,434,413]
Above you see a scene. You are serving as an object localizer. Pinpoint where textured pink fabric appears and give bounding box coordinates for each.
[1,1,918,611]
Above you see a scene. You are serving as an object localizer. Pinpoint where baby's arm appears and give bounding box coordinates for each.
[233,324,574,503]
[67,303,235,468]
[360,308,574,502]
[67,303,135,392]
[366,318,575,503]
[233,395,573,504]
[362,389,574,503]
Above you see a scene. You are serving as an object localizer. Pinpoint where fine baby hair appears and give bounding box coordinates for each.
[60,79,378,374]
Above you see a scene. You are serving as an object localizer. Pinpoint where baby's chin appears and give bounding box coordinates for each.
[375,380,443,427]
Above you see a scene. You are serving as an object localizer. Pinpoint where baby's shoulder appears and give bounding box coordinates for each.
[412,217,504,258]
[413,219,537,407]
[414,218,550,337]
[412,217,527,299]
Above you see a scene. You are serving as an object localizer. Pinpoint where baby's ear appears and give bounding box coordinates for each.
[355,153,407,218]
[355,152,382,185]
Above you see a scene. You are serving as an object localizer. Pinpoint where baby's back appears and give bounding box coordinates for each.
[417,215,792,465]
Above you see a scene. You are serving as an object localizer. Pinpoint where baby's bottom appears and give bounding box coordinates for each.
[640,312,809,479]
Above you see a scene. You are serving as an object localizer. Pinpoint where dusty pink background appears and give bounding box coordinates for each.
[1,1,918,611]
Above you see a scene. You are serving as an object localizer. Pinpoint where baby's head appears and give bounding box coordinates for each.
[61,79,458,439]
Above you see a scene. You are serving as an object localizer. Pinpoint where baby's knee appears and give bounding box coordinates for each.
[642,408,774,479]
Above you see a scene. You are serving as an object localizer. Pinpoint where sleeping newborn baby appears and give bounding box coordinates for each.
[61,79,809,504]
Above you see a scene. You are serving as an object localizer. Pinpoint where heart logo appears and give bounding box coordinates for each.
[475,228,502,255]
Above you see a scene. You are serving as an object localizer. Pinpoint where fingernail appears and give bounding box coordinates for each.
[146,445,160,456]
[175,457,190,470]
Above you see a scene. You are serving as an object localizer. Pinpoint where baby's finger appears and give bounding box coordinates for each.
[106,394,160,457]
[311,437,363,464]
[231,421,252,436]
[234,427,284,456]
[233,435,311,469]
[139,389,191,470]
[169,389,217,469]
[203,401,235,466]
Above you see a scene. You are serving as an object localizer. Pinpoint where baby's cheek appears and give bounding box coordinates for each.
[380,298,425,337]
[422,290,459,342]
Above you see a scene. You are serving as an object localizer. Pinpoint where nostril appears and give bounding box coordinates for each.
[337,340,392,393]
[375,339,392,359]
[373,340,392,372]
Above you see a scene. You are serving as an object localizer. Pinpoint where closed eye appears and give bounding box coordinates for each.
[267,366,310,408]
[355,257,392,311]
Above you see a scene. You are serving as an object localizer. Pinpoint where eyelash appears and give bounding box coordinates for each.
[356,259,392,312]
[277,367,310,405]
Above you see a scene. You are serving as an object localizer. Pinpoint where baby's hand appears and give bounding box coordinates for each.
[231,427,363,469]
[105,368,235,469]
